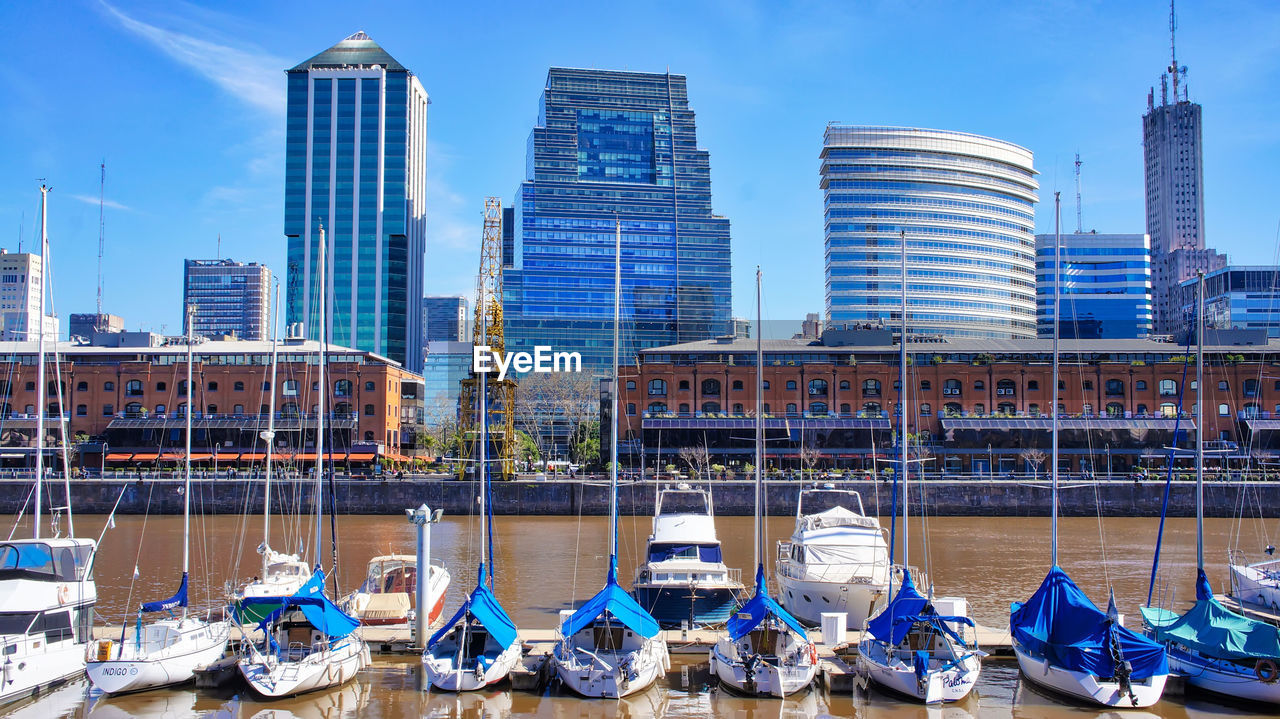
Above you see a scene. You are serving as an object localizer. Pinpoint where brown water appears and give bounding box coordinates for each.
[3,507,1278,718]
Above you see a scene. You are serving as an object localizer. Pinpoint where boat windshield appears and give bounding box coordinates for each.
[647,543,721,563]
[656,490,711,516]
[0,612,37,635]
[0,543,87,582]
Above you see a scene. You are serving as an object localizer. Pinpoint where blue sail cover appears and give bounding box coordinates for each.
[141,572,188,613]
[237,569,359,639]
[429,564,519,650]
[867,570,973,646]
[1142,569,1280,663]
[1011,565,1168,680]
[727,565,808,641]
[561,556,660,639]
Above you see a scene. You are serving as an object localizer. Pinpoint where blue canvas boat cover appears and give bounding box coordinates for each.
[726,565,809,642]
[141,572,188,613]
[238,569,360,639]
[1010,565,1168,680]
[1142,569,1280,663]
[428,564,519,650]
[867,570,973,646]
[560,556,660,639]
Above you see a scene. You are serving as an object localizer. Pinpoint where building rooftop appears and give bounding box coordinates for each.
[289,32,407,73]
[0,338,401,366]
[639,333,1280,356]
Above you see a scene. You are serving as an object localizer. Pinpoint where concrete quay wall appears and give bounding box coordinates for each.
[4,478,1274,518]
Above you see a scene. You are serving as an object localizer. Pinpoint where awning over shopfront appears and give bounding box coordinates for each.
[940,417,1196,431]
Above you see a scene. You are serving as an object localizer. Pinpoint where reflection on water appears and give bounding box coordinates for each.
[0,512,1274,717]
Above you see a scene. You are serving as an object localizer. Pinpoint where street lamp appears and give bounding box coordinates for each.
[406,503,444,647]
[1106,443,1112,479]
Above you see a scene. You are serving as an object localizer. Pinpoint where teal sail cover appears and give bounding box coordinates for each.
[726,565,808,641]
[236,569,359,639]
[1011,565,1168,680]
[429,564,519,650]
[867,569,973,646]
[1142,569,1280,662]
[562,556,659,639]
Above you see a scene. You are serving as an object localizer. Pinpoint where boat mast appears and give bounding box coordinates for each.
[610,218,621,562]
[900,230,909,571]
[183,304,194,619]
[1195,270,1205,570]
[34,185,48,541]
[1051,193,1061,566]
[314,226,327,567]
[754,267,763,573]
[478,277,489,575]
[263,282,280,580]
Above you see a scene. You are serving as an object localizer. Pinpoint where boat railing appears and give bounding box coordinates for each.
[777,552,888,584]
[795,487,866,519]
[727,567,742,586]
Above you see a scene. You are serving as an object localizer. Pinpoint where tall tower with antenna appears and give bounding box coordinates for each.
[1073,153,1083,234]
[1142,0,1224,334]
[96,161,106,329]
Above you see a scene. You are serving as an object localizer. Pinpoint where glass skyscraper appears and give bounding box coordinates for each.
[284,32,427,372]
[1035,233,1152,338]
[503,68,732,374]
[822,125,1039,339]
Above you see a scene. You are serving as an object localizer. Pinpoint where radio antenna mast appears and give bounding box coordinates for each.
[96,161,105,322]
[1074,153,1083,234]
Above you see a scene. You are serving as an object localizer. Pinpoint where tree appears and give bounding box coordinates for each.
[799,445,822,482]
[1020,447,1047,480]
[678,445,710,481]
[515,372,599,463]
[515,429,541,467]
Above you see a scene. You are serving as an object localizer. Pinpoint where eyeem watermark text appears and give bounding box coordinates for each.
[472,345,582,381]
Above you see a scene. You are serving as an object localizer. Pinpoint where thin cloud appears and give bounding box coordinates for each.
[97,1,286,116]
[69,194,131,212]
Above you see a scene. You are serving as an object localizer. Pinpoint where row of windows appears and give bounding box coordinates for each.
[638,376,1272,398]
[61,402,384,418]
[0,379,382,396]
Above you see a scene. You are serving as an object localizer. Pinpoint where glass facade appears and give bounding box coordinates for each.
[822,126,1039,339]
[422,340,471,425]
[284,33,427,372]
[1178,266,1280,338]
[503,68,732,375]
[1035,233,1152,339]
[422,295,467,344]
[182,259,272,340]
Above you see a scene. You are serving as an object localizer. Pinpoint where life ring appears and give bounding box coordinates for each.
[1257,658,1280,684]
[57,585,70,605]
[807,642,818,665]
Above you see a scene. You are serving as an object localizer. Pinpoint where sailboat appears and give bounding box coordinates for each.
[86,307,231,693]
[1140,271,1280,704]
[1009,194,1169,708]
[857,232,983,703]
[422,259,520,692]
[0,185,98,704]
[709,268,817,697]
[552,218,669,698]
[233,227,370,698]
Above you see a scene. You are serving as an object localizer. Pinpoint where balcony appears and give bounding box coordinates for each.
[106,412,360,430]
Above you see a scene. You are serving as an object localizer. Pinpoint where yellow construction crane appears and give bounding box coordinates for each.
[458,198,516,479]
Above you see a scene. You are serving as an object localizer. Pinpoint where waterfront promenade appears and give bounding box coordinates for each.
[6,475,1276,517]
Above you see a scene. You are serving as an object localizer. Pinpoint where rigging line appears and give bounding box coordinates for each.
[1146,326,1195,606]
[120,481,157,626]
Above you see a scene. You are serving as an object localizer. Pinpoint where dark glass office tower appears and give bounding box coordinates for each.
[503,68,731,374]
[284,32,427,371]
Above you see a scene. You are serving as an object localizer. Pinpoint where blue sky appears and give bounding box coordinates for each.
[2,0,1279,335]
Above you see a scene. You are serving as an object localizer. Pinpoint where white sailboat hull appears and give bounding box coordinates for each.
[857,638,981,703]
[87,619,230,694]
[552,636,669,698]
[1014,641,1167,708]
[1168,646,1280,705]
[776,575,884,628]
[708,636,817,697]
[422,642,521,692]
[238,634,370,698]
[1229,562,1280,612]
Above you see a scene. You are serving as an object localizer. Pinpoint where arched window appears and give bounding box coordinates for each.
[103,381,114,392]
[626,403,636,416]
[75,404,87,416]
[46,402,59,417]
[678,403,690,414]
[1244,379,1259,397]
[943,378,961,396]
[648,379,667,396]
[943,402,962,417]
[808,379,828,397]
[365,381,375,391]
[862,379,880,397]
[1218,380,1229,391]
[810,402,828,415]
[155,404,166,414]
[335,380,352,397]
[786,380,798,391]
[732,403,744,413]
[786,403,798,415]
[124,402,143,417]
[1243,403,1260,419]
[973,403,985,415]
[334,402,352,415]
[701,401,720,413]
[701,379,721,396]
[282,402,300,417]
[1106,403,1124,417]
[625,380,635,390]
[1159,379,1176,396]
[125,379,143,396]
[997,402,1015,414]
[364,431,375,441]
[732,380,744,391]
[177,380,189,396]
[283,380,299,396]
[1136,403,1149,416]
[678,380,690,391]
[839,380,851,390]
[1218,403,1229,417]
[647,402,667,413]
[208,382,218,391]
[919,402,931,416]
[1026,380,1040,391]
[862,401,882,415]
[920,380,932,390]
[1160,403,1177,418]
[261,381,271,391]
[1136,380,1147,391]
[206,404,217,415]
[1105,379,1124,396]
[974,380,985,391]
[74,382,86,393]
[996,379,1016,397]
[156,381,167,391]
[234,381,245,391]
[363,404,375,416]
[23,404,34,415]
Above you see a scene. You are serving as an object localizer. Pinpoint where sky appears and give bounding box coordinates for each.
[2,0,1279,336]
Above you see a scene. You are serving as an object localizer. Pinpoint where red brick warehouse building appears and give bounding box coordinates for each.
[612,329,1279,476]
